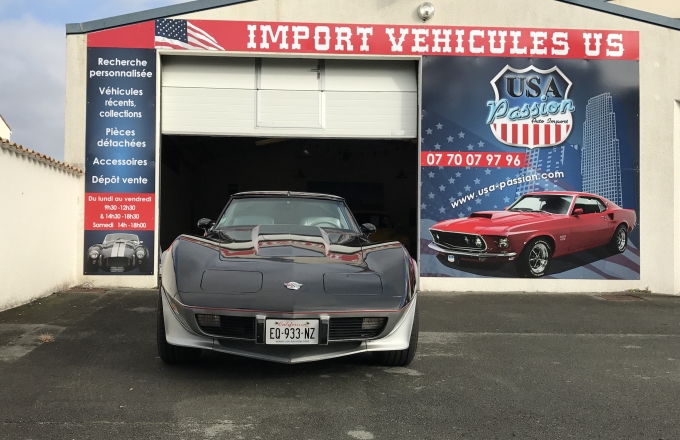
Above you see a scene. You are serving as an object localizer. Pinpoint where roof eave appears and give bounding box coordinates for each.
[555,0,680,31]
[65,0,255,35]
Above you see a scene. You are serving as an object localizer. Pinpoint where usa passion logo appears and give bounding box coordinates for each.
[486,65,575,149]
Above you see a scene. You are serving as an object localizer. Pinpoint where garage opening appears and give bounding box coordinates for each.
[159,54,419,256]
[160,136,419,256]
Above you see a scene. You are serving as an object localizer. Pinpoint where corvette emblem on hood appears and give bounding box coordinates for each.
[284,282,303,290]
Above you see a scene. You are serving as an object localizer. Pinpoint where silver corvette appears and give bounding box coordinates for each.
[157,191,419,365]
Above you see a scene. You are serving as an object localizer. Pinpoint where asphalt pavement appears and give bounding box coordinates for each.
[0,289,679,439]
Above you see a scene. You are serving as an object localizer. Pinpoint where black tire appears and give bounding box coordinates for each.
[157,291,201,364]
[515,238,552,278]
[606,224,628,254]
[374,303,419,367]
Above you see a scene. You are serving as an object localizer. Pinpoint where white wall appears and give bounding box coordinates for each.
[0,118,10,141]
[0,142,82,311]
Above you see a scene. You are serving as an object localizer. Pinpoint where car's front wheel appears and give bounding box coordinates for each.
[606,224,628,254]
[374,304,419,367]
[515,238,552,278]
[157,291,201,364]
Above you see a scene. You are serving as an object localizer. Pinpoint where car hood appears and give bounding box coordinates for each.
[166,225,409,312]
[431,210,558,234]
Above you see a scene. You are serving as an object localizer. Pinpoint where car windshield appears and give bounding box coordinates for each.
[216,197,357,232]
[507,194,573,215]
[103,233,139,243]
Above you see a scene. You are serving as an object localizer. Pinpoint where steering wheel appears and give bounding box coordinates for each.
[309,221,338,228]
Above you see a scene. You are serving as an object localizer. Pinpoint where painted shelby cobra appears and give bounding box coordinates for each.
[157,191,419,365]
[86,233,151,273]
[429,191,637,277]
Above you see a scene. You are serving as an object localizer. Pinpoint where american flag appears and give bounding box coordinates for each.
[155,19,224,51]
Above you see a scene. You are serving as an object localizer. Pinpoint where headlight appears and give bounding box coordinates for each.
[475,237,483,248]
[89,249,99,259]
[498,237,509,248]
[135,249,146,259]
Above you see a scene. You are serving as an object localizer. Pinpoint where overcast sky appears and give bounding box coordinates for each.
[0,0,188,160]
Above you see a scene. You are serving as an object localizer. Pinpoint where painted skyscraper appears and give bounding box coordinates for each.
[581,93,622,206]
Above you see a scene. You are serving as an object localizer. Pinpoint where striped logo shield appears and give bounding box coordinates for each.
[487,65,574,149]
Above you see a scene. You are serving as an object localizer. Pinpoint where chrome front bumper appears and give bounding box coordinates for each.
[161,290,417,364]
[428,242,517,259]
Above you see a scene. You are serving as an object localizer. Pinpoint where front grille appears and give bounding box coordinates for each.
[430,230,486,252]
[329,317,387,340]
[106,257,130,267]
[196,315,255,339]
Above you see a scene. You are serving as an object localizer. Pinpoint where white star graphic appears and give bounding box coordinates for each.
[474,178,481,184]
[457,192,463,196]
[438,166,444,170]
[467,144,474,151]
[428,192,435,199]
[436,123,443,129]
[458,213,465,218]
[466,167,471,170]
[485,168,491,175]
[439,185,445,191]
[421,203,427,209]
[503,196,511,203]
[464,185,471,191]
[475,199,482,204]
[448,177,455,184]
[426,128,433,135]
[485,193,490,197]
[421,138,425,143]
[458,131,465,138]
[467,206,472,211]
[477,141,484,148]
[494,205,498,208]
[434,143,441,150]
[447,136,454,142]
[439,206,446,213]
[455,172,462,177]
[449,196,455,203]
[428,171,435,178]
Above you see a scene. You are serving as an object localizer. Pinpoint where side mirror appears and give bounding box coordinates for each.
[572,208,584,216]
[197,218,215,230]
[361,223,377,235]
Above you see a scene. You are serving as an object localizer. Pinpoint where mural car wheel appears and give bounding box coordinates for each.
[157,291,201,364]
[516,238,552,278]
[607,224,628,254]
[373,304,419,367]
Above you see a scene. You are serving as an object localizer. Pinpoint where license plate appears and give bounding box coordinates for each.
[265,319,319,345]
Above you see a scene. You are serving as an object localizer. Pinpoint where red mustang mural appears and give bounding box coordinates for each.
[428,191,637,278]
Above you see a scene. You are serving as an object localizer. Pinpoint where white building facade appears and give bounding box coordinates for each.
[61,0,680,295]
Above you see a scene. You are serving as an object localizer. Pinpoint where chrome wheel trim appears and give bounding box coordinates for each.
[616,228,627,251]
[528,242,549,274]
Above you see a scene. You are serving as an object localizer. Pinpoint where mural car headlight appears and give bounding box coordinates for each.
[89,249,99,259]
[475,237,483,248]
[498,237,509,248]
[135,249,146,259]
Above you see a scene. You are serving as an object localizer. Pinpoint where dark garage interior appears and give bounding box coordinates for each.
[159,135,418,255]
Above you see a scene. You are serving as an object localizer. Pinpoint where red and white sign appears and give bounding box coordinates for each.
[421,152,527,168]
[88,19,639,60]
[85,193,155,231]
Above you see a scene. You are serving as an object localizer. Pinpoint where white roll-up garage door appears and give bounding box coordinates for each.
[161,56,417,138]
